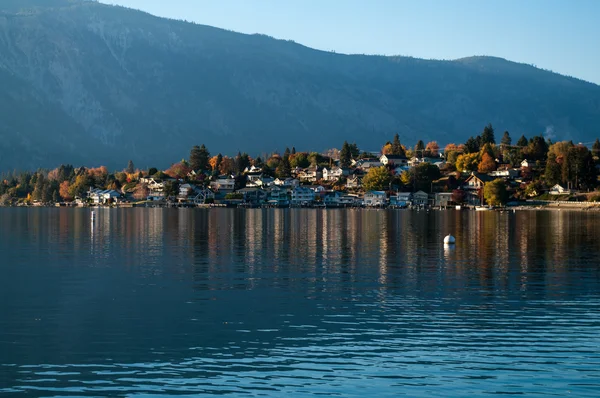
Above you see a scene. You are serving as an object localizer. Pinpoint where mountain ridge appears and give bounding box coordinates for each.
[0,0,599,171]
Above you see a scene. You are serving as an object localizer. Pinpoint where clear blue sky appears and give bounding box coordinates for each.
[100,0,600,85]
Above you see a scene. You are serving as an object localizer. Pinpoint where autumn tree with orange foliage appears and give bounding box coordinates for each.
[425,141,440,157]
[219,157,235,175]
[478,153,497,173]
[59,181,72,201]
[165,162,192,179]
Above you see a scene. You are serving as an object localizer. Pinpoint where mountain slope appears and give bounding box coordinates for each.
[0,0,599,170]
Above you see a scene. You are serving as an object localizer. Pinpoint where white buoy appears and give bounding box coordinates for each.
[443,234,455,244]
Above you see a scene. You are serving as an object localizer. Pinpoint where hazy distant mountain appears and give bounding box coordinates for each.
[1,0,599,170]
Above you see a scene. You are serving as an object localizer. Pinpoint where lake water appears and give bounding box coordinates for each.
[0,208,599,397]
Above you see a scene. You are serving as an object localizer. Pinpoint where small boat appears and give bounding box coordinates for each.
[475,206,491,211]
[455,205,461,210]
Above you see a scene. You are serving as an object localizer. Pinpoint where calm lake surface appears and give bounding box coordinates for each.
[1,208,599,397]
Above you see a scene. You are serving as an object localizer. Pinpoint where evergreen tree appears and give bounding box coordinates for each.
[284,147,291,158]
[525,136,549,161]
[235,152,251,174]
[391,134,404,156]
[348,143,360,159]
[291,147,296,155]
[340,141,352,168]
[126,160,135,174]
[414,140,425,156]
[480,123,496,145]
[592,138,600,158]
[501,131,512,145]
[190,144,211,171]
[545,152,561,186]
[464,136,479,154]
[190,145,201,170]
[517,135,528,147]
[213,153,223,176]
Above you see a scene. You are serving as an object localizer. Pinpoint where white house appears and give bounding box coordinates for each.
[521,159,532,168]
[291,186,315,205]
[274,178,300,188]
[139,177,170,197]
[489,168,520,179]
[322,167,349,181]
[364,191,387,207]
[549,184,571,195]
[210,177,235,192]
[380,154,408,167]
[88,189,121,205]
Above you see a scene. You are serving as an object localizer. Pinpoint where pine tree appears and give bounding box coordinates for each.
[391,134,404,156]
[414,140,425,155]
[126,160,135,174]
[501,131,512,146]
[190,145,201,170]
[592,138,600,158]
[348,143,360,159]
[480,123,495,145]
[464,136,479,154]
[340,141,352,168]
[517,135,528,147]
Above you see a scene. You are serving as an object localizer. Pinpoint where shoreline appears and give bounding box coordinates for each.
[4,203,600,211]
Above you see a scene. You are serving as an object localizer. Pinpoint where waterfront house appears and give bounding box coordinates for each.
[178,184,214,204]
[549,184,571,195]
[412,191,429,206]
[268,185,290,206]
[434,192,453,208]
[140,176,173,198]
[380,154,408,167]
[462,172,494,205]
[88,189,122,205]
[364,191,387,207]
[307,185,327,197]
[178,183,195,200]
[238,187,268,205]
[291,186,315,205]
[393,192,412,207]
[521,159,532,169]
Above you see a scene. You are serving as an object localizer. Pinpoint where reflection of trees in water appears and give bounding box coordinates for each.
[76,208,600,299]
